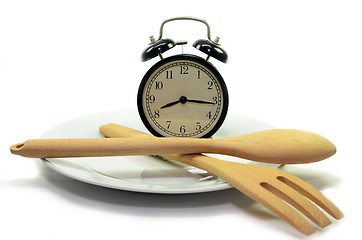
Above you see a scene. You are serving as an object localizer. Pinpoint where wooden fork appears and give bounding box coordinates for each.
[100,123,343,236]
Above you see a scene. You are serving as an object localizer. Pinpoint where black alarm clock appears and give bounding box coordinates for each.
[137,17,228,138]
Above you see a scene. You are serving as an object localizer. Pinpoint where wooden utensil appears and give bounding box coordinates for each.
[99,123,343,235]
[10,128,336,164]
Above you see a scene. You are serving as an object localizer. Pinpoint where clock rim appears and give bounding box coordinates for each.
[137,54,229,138]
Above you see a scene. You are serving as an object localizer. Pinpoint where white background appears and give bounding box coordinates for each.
[1,0,361,239]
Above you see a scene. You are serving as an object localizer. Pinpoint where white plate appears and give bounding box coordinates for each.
[41,109,275,194]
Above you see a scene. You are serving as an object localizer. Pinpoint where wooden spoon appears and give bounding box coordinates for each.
[99,123,343,235]
[10,127,336,164]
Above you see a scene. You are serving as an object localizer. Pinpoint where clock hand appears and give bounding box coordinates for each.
[187,99,216,105]
[160,100,181,109]
[161,97,216,109]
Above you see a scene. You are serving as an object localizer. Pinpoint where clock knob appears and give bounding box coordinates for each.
[193,39,228,63]
[141,38,176,62]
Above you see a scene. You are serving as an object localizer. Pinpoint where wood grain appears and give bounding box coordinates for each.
[99,123,343,236]
[10,128,336,164]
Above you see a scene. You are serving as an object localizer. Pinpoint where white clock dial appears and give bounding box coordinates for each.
[138,55,228,138]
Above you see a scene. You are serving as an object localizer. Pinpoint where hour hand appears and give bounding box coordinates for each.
[160,100,181,109]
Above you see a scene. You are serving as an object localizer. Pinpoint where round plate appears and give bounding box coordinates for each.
[41,109,275,194]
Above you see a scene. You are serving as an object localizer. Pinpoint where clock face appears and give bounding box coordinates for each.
[138,54,228,138]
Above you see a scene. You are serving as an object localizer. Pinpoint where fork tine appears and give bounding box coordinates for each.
[261,181,332,228]
[246,185,316,236]
[277,172,344,220]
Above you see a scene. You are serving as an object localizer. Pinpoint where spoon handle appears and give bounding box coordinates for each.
[10,137,213,158]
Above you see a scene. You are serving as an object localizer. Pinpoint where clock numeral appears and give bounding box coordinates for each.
[154,110,160,118]
[196,122,201,131]
[180,66,188,74]
[149,95,156,103]
[207,81,213,89]
[197,70,201,79]
[212,96,217,104]
[206,111,212,119]
[180,125,186,134]
[166,71,173,79]
[155,81,163,90]
[166,121,171,129]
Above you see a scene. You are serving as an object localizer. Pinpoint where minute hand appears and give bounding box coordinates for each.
[187,99,216,105]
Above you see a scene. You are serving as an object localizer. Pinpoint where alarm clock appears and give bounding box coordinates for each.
[137,17,229,138]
